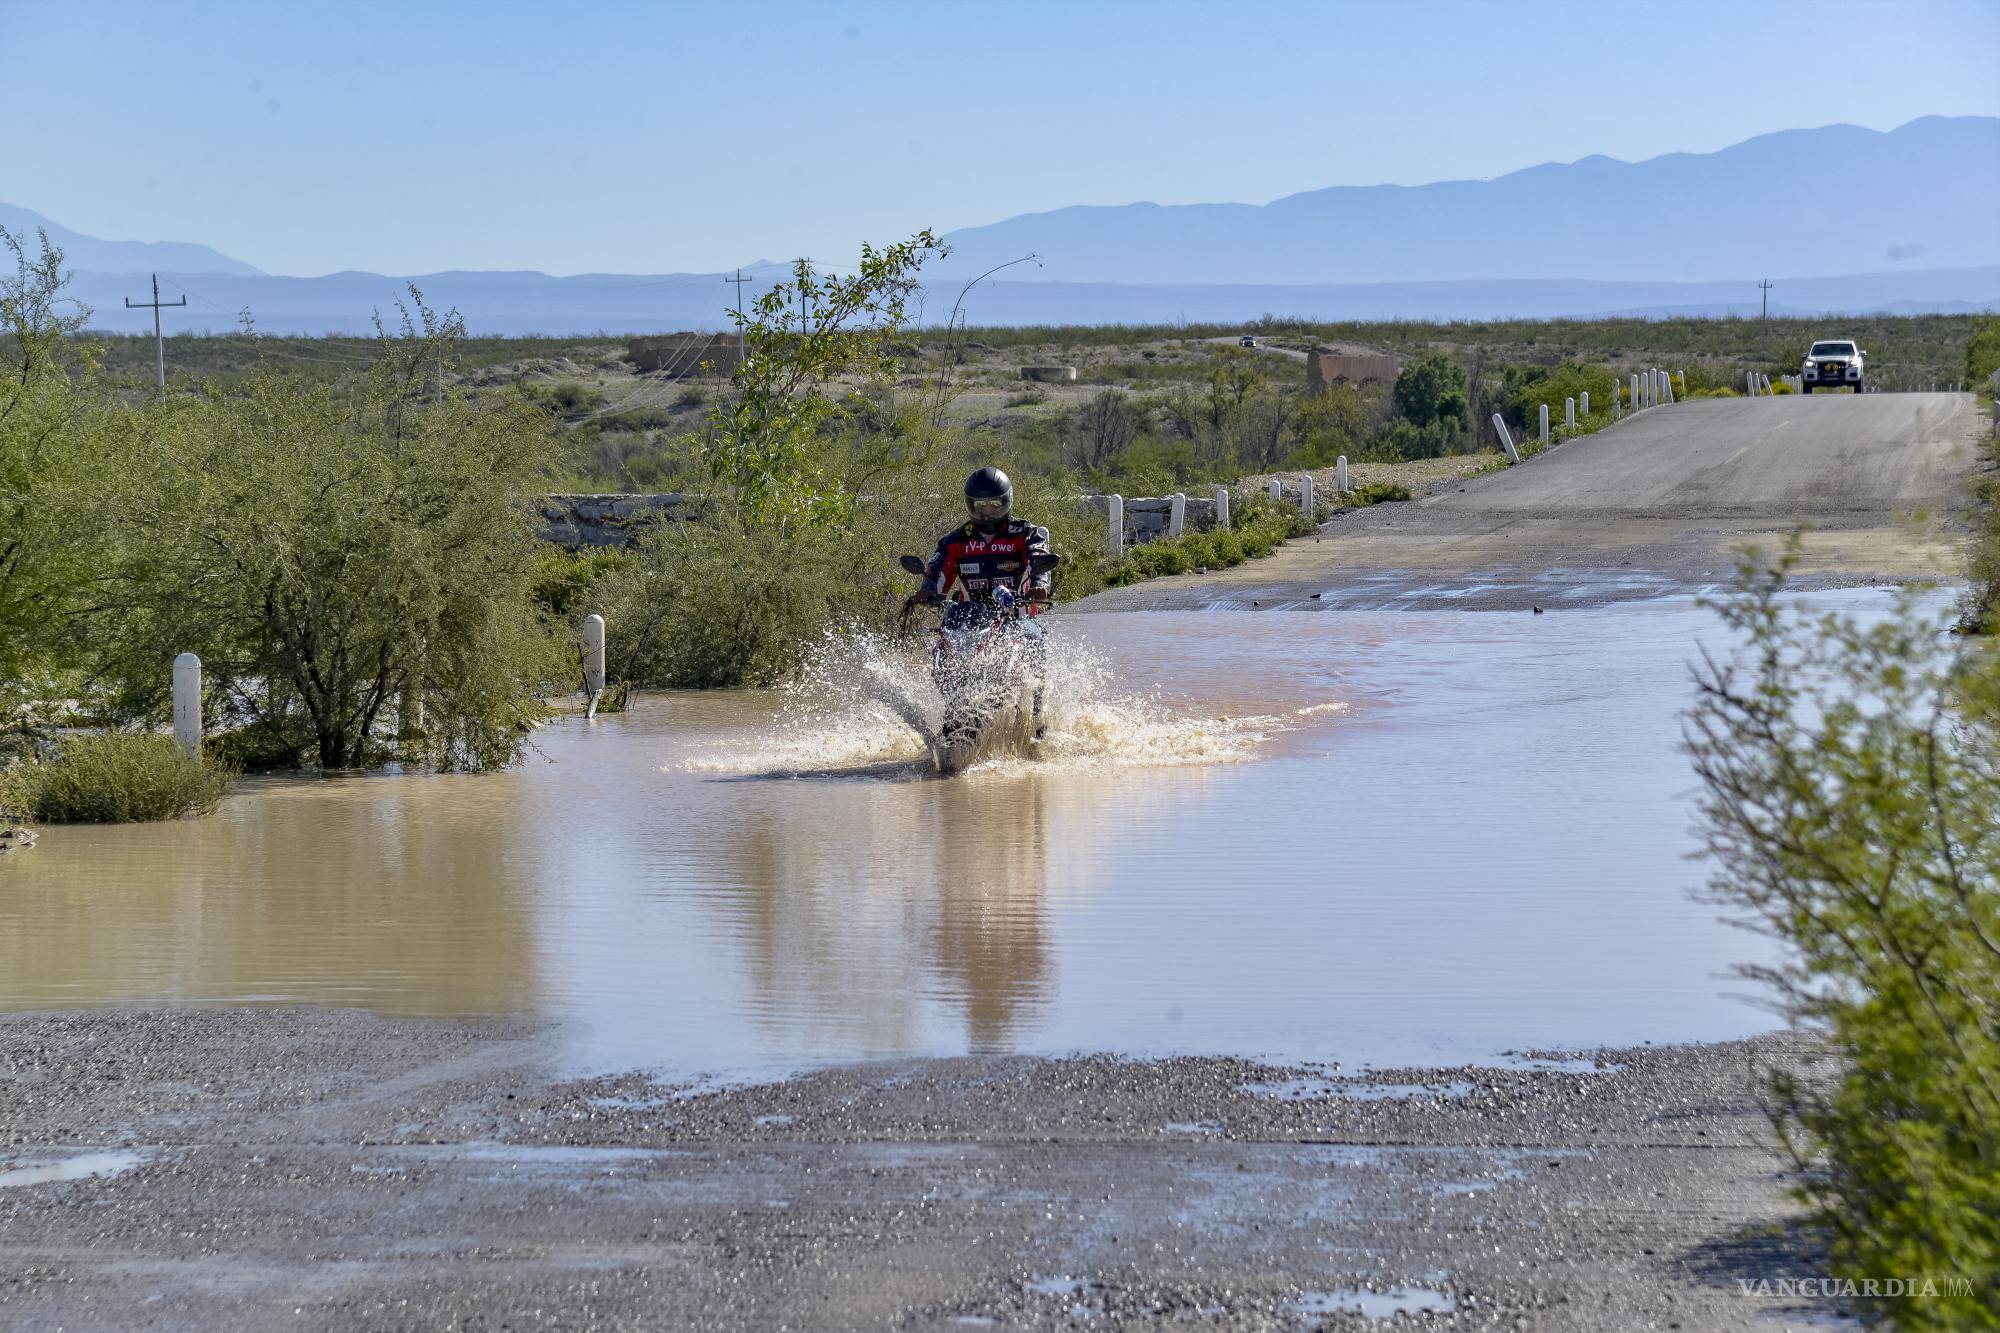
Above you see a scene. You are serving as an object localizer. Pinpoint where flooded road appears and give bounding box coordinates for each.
[0,593,1876,1075]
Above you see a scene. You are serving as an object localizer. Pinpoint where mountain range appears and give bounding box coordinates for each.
[7,116,1996,333]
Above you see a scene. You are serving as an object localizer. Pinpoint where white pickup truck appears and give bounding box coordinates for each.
[1801,339,1865,393]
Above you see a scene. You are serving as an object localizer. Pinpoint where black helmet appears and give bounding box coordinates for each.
[964,466,1013,532]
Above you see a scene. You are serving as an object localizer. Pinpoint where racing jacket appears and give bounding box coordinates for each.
[922,518,1053,602]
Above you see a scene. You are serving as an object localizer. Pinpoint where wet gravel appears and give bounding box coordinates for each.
[0,1008,1848,1330]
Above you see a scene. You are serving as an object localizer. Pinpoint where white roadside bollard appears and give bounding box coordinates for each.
[1106,493,1124,557]
[1539,402,1550,443]
[1665,371,1676,404]
[1612,383,1622,419]
[1631,372,1642,410]
[1268,478,1282,503]
[1168,491,1186,540]
[1564,396,1576,429]
[1746,369,1757,396]
[1299,474,1314,518]
[1580,390,1590,419]
[1214,485,1230,530]
[1335,455,1348,493]
[1493,413,1521,464]
[583,613,606,720]
[172,652,202,754]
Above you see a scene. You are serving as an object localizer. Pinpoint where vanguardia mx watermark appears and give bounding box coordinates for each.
[1737,1277,1973,1300]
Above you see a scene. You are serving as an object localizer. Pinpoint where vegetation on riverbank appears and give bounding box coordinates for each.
[1689,550,1999,1330]
[1101,500,1313,588]
[0,733,232,823]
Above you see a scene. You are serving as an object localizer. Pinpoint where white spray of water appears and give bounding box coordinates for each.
[683,625,1290,778]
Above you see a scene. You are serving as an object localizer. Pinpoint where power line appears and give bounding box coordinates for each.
[725,267,752,364]
[124,273,188,402]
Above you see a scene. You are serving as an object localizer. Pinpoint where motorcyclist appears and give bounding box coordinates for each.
[908,467,1054,611]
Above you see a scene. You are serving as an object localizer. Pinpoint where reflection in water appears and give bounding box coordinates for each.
[0,774,537,1014]
[2,594,1898,1075]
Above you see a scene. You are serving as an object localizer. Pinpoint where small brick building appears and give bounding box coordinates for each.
[626,332,743,376]
[1306,349,1399,396]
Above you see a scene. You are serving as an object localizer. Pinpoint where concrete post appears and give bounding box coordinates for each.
[1539,402,1549,443]
[1492,414,1520,464]
[1168,491,1186,540]
[1580,390,1590,418]
[1268,479,1282,503]
[1665,371,1676,405]
[583,613,606,719]
[1335,455,1348,493]
[1612,383,1621,419]
[1746,370,1756,396]
[1631,372,1642,410]
[1564,397,1575,429]
[172,652,202,754]
[1298,474,1314,518]
[1107,493,1123,557]
[1214,485,1230,529]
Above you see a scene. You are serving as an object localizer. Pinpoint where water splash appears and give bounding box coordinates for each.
[684,625,1275,777]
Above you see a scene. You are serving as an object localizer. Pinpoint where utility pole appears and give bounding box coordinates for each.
[797,257,811,334]
[125,273,188,402]
[724,267,752,361]
[1757,278,1774,320]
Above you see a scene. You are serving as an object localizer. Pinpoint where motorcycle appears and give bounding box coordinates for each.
[898,551,1061,775]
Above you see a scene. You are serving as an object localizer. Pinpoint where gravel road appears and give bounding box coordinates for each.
[0,1008,1849,1331]
[1081,391,1985,611]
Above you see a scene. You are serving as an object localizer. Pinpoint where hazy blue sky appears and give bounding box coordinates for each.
[5,0,1996,277]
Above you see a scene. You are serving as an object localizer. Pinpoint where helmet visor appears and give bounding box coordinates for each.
[968,497,1010,521]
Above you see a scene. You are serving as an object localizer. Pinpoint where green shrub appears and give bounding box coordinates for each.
[1689,550,1999,1330]
[1348,481,1412,506]
[1965,316,2000,392]
[1366,417,1465,461]
[1102,502,1305,587]
[0,733,233,823]
[1391,351,1469,431]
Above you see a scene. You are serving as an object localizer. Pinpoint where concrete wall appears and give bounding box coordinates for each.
[539,494,688,549]
[626,333,742,376]
[1020,365,1079,383]
[1306,349,1399,396]
[1079,494,1221,546]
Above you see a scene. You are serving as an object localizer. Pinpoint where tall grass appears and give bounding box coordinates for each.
[0,733,233,823]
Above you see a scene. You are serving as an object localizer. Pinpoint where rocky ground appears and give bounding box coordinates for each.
[0,1008,1852,1331]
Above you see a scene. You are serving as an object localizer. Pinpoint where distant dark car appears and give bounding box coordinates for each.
[1238,336,1257,348]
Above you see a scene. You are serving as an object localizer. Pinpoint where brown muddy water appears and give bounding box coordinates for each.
[4,592,1902,1076]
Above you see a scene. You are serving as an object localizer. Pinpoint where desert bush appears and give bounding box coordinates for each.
[1687,550,1999,1330]
[1103,501,1307,587]
[0,733,232,823]
[1347,481,1413,506]
[1391,351,1469,431]
[1965,315,2000,391]
[94,298,566,771]
[1365,417,1464,461]
[0,228,106,701]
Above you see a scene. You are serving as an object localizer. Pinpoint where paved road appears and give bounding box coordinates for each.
[1200,334,1310,362]
[1083,391,1985,611]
